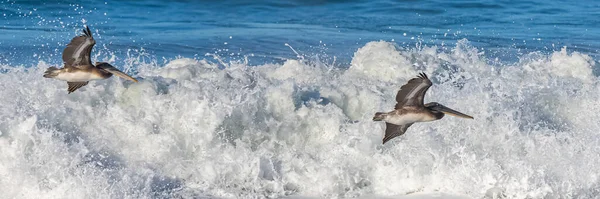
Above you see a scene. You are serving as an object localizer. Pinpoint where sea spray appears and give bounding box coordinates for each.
[0,40,598,198]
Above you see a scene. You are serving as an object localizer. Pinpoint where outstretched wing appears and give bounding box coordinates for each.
[382,122,413,144]
[62,26,95,69]
[67,82,89,94]
[395,73,432,109]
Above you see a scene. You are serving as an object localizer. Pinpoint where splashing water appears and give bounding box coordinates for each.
[1,40,599,198]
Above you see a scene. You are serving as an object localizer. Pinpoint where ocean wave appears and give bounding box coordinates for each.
[0,40,598,198]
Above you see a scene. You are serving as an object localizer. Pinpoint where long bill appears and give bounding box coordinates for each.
[433,104,474,119]
[97,63,138,82]
[109,69,139,83]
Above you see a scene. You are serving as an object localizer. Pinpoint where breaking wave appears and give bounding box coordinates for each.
[1,40,599,198]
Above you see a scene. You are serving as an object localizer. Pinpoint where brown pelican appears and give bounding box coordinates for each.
[373,73,473,144]
[43,26,138,93]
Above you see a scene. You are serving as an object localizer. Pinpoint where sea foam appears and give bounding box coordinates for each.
[0,40,598,198]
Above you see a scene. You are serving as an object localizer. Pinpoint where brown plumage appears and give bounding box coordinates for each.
[395,73,432,108]
[63,26,96,69]
[43,26,138,94]
[374,73,473,144]
[67,82,89,94]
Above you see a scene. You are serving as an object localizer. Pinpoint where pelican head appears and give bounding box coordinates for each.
[425,102,473,119]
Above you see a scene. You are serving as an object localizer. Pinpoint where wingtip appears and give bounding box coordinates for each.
[83,26,92,38]
[418,72,428,79]
[382,133,393,144]
[382,136,394,144]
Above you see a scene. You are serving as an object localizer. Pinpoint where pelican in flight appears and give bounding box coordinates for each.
[43,26,138,93]
[373,73,473,144]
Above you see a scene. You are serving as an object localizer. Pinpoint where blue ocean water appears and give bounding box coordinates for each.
[2,0,599,66]
[2,1,600,199]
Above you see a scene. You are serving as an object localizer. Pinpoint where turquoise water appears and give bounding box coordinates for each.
[1,1,600,198]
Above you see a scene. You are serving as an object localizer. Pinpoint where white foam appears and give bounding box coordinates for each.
[0,40,599,198]
[347,41,416,82]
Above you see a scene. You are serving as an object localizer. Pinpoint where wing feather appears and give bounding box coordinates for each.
[395,73,432,109]
[382,123,413,144]
[67,81,89,94]
[62,26,95,69]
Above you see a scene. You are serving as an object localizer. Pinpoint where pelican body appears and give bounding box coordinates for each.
[373,73,473,144]
[43,26,138,93]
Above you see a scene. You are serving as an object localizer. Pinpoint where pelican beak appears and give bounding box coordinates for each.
[97,63,139,83]
[110,69,139,83]
[433,105,474,119]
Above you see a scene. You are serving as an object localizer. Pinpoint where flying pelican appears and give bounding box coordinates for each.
[373,73,473,144]
[43,26,138,93]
